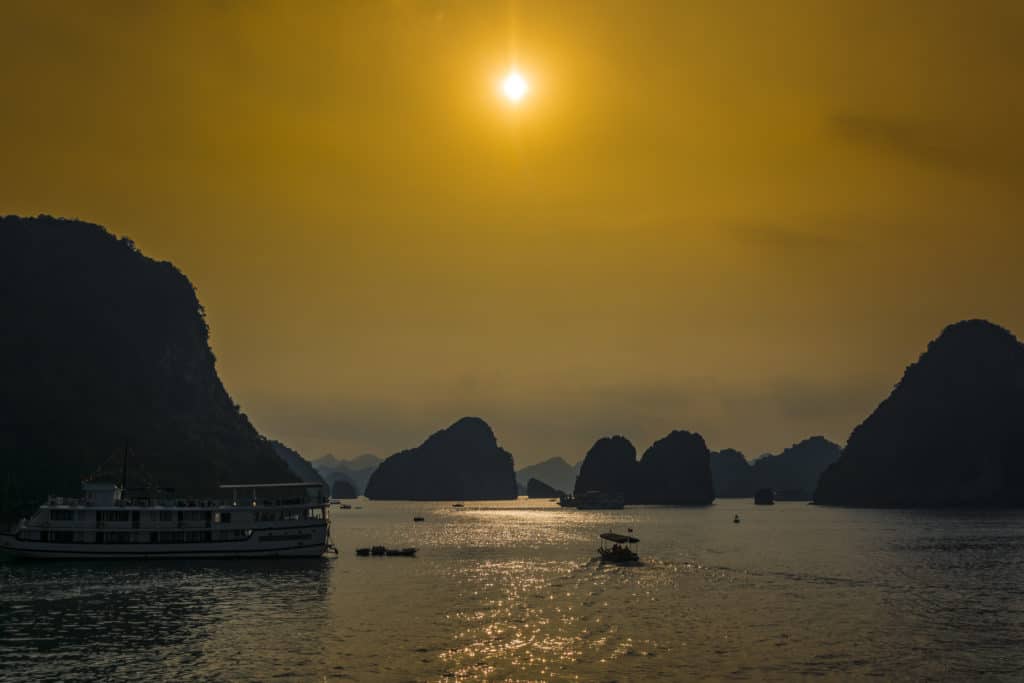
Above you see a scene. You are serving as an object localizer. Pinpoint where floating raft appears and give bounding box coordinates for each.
[355,546,417,557]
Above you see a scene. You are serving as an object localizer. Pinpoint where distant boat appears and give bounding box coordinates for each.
[559,491,625,510]
[413,517,425,522]
[598,531,639,563]
[356,546,417,557]
[452,503,464,508]
[734,514,741,524]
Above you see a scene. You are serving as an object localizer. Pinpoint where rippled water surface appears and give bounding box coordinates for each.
[3,499,1024,681]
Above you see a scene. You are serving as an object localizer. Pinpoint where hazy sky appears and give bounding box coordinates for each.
[2,1,1022,465]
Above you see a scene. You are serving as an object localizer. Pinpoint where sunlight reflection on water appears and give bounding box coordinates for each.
[3,499,1024,681]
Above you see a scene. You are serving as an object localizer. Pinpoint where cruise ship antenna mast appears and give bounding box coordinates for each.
[121,443,128,491]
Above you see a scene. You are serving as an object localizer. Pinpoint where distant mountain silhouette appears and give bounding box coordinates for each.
[753,437,840,500]
[710,448,756,497]
[364,417,517,500]
[0,215,297,519]
[710,438,840,500]
[526,478,564,498]
[312,453,380,495]
[815,320,1024,507]
[516,457,576,494]
[332,478,358,499]
[270,441,326,487]
[574,431,715,505]
[317,453,380,471]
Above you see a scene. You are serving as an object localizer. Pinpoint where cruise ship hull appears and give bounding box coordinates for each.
[0,529,329,560]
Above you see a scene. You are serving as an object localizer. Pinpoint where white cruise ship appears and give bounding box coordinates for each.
[0,481,333,559]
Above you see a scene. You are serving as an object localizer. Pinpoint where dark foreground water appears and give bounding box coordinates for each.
[3,499,1024,681]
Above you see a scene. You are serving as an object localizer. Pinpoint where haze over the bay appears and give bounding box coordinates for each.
[2,1,1022,464]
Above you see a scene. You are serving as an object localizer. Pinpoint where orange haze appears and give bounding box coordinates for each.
[2,1,1022,463]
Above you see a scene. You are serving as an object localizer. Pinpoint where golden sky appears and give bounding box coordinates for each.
[2,1,1022,463]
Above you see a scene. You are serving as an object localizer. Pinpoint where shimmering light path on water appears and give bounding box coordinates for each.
[3,499,1024,681]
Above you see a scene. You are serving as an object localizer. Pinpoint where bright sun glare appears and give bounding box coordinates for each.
[501,71,528,103]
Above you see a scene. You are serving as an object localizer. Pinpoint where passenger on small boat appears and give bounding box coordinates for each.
[598,531,639,563]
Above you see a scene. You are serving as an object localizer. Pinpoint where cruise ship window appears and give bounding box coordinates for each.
[97,511,130,522]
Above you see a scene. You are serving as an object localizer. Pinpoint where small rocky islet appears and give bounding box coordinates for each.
[525,478,564,499]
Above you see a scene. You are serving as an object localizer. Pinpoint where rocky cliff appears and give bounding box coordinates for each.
[753,436,840,500]
[711,438,840,500]
[633,430,715,504]
[574,431,715,505]
[814,320,1024,507]
[710,448,756,498]
[573,436,637,497]
[271,441,327,487]
[0,215,297,518]
[363,417,518,500]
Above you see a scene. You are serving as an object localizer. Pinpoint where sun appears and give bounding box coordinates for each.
[501,70,529,103]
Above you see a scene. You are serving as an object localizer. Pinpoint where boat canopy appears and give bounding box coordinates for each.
[600,532,639,544]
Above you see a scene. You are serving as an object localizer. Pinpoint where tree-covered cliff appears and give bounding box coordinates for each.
[814,320,1024,506]
[364,417,517,500]
[0,215,296,518]
[574,431,715,505]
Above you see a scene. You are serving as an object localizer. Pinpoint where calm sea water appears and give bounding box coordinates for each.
[2,499,1024,681]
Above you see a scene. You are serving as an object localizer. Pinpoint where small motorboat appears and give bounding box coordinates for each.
[597,531,639,563]
[452,503,464,508]
[385,547,417,557]
[413,516,425,522]
[734,514,741,524]
[355,547,370,556]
